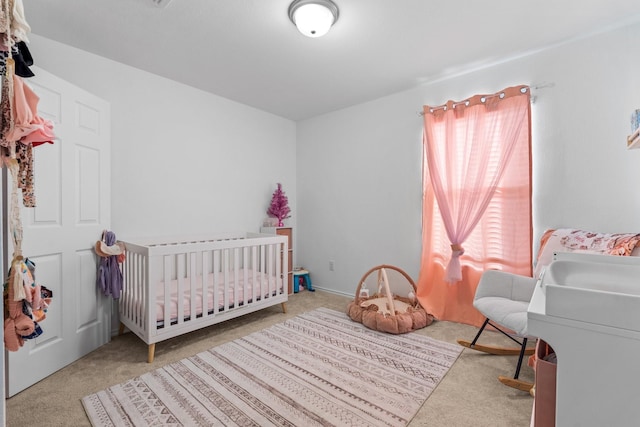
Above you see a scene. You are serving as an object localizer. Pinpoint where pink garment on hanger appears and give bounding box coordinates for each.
[4,75,54,146]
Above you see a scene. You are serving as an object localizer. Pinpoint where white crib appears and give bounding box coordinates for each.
[118,232,288,362]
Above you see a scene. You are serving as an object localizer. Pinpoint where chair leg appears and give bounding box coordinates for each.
[498,337,534,392]
[514,337,528,379]
[459,318,534,392]
[470,318,491,346]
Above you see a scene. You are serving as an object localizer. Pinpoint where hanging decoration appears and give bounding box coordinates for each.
[1,0,57,352]
[3,157,53,351]
[267,183,291,227]
[3,257,52,351]
[0,0,54,207]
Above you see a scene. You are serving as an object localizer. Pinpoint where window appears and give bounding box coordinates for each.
[417,86,532,326]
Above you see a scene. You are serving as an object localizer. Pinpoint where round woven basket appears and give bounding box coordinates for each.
[347,264,433,334]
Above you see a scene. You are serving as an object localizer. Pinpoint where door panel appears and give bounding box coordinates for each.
[5,67,111,397]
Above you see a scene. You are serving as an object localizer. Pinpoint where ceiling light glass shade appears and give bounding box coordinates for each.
[288,0,339,38]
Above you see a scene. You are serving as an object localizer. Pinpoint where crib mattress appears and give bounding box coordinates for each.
[155,270,283,326]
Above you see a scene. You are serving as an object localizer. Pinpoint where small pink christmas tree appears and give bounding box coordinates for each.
[267,183,291,226]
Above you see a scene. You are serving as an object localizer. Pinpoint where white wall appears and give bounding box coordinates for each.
[296,22,640,296]
[28,35,297,240]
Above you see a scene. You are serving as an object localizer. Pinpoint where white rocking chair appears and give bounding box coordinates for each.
[457,269,537,392]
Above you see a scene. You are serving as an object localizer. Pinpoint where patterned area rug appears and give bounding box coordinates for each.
[82,308,462,426]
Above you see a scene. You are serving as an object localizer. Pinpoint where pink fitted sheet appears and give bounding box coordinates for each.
[155,270,283,325]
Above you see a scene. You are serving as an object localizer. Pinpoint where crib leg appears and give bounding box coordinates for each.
[118,322,125,336]
[148,344,156,364]
[281,302,287,313]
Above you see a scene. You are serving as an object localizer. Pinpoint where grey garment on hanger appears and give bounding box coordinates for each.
[97,231,124,299]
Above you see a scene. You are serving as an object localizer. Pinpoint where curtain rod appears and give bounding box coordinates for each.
[416,82,555,116]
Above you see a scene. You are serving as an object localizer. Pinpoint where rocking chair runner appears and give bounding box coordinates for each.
[457,269,537,392]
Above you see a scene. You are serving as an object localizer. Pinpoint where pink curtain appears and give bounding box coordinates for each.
[417,85,532,326]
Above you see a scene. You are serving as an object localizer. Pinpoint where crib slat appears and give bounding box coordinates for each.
[121,250,131,321]
[130,252,137,323]
[264,244,271,300]
[132,252,142,326]
[190,252,197,322]
[269,243,275,297]
[163,255,171,328]
[251,246,257,303]
[282,239,288,295]
[223,249,230,312]
[202,250,209,318]
[260,245,266,300]
[234,247,241,307]
[176,253,185,325]
[213,250,220,315]
[147,253,158,337]
[136,253,143,327]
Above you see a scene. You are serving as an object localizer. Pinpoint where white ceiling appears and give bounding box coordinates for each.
[22,0,640,121]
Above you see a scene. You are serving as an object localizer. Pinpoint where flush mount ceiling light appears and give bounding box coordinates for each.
[288,0,339,38]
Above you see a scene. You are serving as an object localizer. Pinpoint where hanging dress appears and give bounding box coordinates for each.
[96,231,124,299]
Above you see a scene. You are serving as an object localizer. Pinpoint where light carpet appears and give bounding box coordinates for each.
[82,307,462,426]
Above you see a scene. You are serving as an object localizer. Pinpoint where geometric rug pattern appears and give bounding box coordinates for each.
[82,308,462,426]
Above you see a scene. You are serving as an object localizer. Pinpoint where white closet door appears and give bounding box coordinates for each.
[5,67,111,397]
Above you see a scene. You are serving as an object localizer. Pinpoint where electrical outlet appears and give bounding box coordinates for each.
[329,260,335,271]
